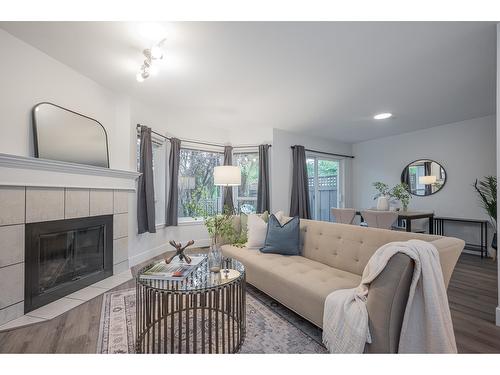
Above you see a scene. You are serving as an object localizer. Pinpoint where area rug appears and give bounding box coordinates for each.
[97,285,327,354]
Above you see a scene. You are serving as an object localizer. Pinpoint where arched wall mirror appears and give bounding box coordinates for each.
[401,159,446,196]
[32,102,109,168]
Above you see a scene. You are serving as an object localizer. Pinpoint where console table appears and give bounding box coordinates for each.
[433,217,489,258]
[357,210,434,234]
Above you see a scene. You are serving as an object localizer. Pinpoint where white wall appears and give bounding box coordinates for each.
[352,115,496,253]
[0,29,130,170]
[271,128,353,214]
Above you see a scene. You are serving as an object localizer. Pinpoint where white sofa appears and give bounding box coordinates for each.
[222,217,464,353]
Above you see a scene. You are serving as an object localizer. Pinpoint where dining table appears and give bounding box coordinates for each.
[355,210,435,234]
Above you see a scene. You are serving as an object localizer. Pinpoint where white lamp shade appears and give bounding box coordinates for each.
[419,175,437,185]
[214,166,241,186]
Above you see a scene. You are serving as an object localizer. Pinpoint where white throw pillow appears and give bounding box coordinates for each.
[246,213,268,248]
[274,210,290,225]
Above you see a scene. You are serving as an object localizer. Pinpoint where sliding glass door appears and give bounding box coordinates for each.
[306,155,343,221]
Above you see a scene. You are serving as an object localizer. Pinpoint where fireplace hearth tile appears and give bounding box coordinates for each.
[26,187,64,223]
[0,269,133,329]
[113,190,129,214]
[0,186,25,226]
[91,270,132,289]
[113,213,128,240]
[0,224,24,268]
[65,285,107,302]
[26,297,85,320]
[113,237,128,265]
[113,259,129,274]
[0,314,46,331]
[0,262,24,310]
[65,188,90,219]
[89,189,113,216]
[0,301,24,327]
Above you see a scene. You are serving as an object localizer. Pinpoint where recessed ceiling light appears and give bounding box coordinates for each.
[374,112,392,120]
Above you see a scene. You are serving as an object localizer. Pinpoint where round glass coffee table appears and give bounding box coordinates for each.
[135,255,246,354]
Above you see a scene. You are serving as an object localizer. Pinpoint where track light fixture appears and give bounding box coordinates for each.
[136,38,166,82]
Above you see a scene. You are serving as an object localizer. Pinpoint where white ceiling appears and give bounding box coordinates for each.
[0,21,496,143]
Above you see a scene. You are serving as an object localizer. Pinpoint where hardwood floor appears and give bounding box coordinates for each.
[448,254,500,353]
[0,252,498,353]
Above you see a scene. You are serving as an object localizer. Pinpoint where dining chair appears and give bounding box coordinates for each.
[361,210,399,230]
[331,208,357,225]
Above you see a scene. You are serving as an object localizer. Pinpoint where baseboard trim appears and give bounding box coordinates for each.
[129,238,211,267]
[496,307,500,326]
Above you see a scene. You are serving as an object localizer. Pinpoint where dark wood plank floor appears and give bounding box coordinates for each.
[448,254,500,353]
[0,252,498,353]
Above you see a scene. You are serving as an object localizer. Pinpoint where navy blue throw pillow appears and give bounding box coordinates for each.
[260,214,300,255]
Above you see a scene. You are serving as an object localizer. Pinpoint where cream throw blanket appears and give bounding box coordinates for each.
[322,239,457,353]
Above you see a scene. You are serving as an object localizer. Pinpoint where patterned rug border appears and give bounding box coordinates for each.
[98,285,325,354]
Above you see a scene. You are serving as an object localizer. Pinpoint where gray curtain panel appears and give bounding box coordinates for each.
[223,145,234,213]
[165,138,181,226]
[137,126,156,234]
[257,144,270,213]
[290,145,311,219]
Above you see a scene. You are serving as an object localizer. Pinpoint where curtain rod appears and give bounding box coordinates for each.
[136,124,271,149]
[290,145,354,159]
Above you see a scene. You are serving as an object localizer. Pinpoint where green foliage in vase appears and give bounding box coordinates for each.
[390,183,412,211]
[191,203,241,246]
[372,181,390,200]
[474,176,497,227]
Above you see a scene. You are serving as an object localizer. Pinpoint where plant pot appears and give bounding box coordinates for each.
[376,196,390,211]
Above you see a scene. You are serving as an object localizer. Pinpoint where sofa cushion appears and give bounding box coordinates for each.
[299,219,444,276]
[246,214,268,247]
[260,214,300,255]
[222,245,361,327]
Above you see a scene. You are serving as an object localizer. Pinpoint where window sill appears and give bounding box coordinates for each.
[154,218,205,229]
[177,218,205,226]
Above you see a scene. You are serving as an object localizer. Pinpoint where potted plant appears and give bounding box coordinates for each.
[373,182,391,210]
[194,205,236,272]
[474,176,497,251]
[390,183,412,211]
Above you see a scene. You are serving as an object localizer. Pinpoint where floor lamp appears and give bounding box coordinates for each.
[214,165,241,214]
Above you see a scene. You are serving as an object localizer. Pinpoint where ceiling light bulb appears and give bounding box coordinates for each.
[136,72,145,82]
[373,112,392,120]
[150,45,164,60]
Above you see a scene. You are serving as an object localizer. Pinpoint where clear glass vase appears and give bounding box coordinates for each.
[208,242,222,273]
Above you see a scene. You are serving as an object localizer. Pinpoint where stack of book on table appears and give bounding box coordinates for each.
[139,255,206,281]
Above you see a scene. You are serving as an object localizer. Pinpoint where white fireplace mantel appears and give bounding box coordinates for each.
[0,153,141,191]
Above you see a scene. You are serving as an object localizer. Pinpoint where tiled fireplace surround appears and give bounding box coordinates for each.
[0,186,132,328]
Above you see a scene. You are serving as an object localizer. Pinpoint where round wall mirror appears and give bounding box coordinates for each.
[401,159,446,196]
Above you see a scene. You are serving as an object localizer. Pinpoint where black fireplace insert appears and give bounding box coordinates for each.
[25,215,113,313]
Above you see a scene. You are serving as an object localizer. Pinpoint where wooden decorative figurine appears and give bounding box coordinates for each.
[165,240,195,264]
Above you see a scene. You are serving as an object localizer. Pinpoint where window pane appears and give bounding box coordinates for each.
[234,152,259,214]
[317,159,339,221]
[178,149,223,218]
[307,156,340,222]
